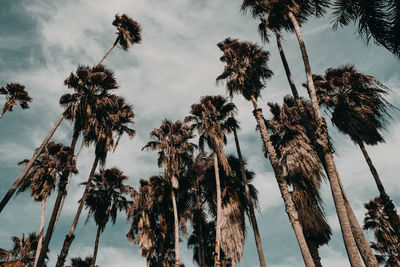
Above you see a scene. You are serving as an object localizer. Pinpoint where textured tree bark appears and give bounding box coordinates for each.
[250,95,315,267]
[232,123,267,267]
[55,156,100,267]
[91,225,102,267]
[171,189,180,267]
[213,153,222,267]
[288,11,363,267]
[33,198,46,267]
[0,112,65,214]
[194,181,206,267]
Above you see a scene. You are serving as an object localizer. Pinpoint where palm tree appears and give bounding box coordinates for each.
[0,14,141,215]
[97,14,142,65]
[84,168,130,267]
[203,155,259,267]
[266,97,332,267]
[126,176,177,267]
[241,1,364,265]
[54,94,135,267]
[333,0,400,57]
[217,38,316,267]
[186,95,235,267]
[17,142,76,267]
[0,83,32,119]
[66,257,97,267]
[143,119,196,267]
[363,197,400,266]
[0,233,47,267]
[313,65,400,237]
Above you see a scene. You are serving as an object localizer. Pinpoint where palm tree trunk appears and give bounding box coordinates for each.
[213,152,222,267]
[232,126,267,267]
[171,188,180,267]
[33,198,46,267]
[96,37,119,66]
[91,225,102,267]
[35,131,80,267]
[0,112,65,214]
[0,110,5,119]
[287,11,362,267]
[250,95,315,267]
[55,155,100,267]
[194,182,206,267]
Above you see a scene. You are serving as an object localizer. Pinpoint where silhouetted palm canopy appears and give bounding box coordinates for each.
[143,119,196,188]
[67,256,97,267]
[17,142,77,200]
[216,38,273,100]
[85,168,130,231]
[112,14,142,50]
[364,197,400,266]
[333,0,400,57]
[0,83,32,118]
[186,95,236,174]
[241,0,329,42]
[60,64,119,135]
[312,65,392,145]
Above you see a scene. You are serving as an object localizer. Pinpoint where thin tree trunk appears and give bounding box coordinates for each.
[0,110,5,119]
[213,153,222,267]
[0,112,65,214]
[194,182,206,267]
[251,98,315,267]
[33,198,46,267]
[96,37,119,66]
[287,11,362,267]
[171,189,180,267]
[91,225,102,267]
[55,155,100,267]
[250,95,315,267]
[232,124,267,267]
[35,130,80,267]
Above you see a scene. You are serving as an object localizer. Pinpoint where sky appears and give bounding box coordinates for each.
[0,0,399,266]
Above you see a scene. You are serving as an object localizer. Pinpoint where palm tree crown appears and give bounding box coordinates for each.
[112,14,142,50]
[0,83,32,118]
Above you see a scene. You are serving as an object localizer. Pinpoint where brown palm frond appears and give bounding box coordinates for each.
[112,14,142,50]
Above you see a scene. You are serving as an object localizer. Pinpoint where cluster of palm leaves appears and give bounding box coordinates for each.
[1,1,399,267]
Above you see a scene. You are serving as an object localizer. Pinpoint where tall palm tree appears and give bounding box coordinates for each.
[241,1,363,265]
[0,83,32,119]
[143,119,196,267]
[17,142,76,267]
[84,168,130,267]
[54,94,135,267]
[186,95,235,267]
[97,14,142,66]
[202,155,259,267]
[313,65,400,237]
[0,14,141,215]
[217,38,316,267]
[66,257,97,267]
[363,197,400,266]
[266,97,331,267]
[333,0,400,57]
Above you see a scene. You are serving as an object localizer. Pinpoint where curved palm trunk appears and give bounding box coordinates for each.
[250,96,315,267]
[232,126,267,267]
[96,37,119,66]
[213,153,222,267]
[0,112,65,214]
[33,198,46,267]
[275,30,378,267]
[55,155,100,267]
[91,225,102,267]
[358,141,400,236]
[171,188,180,267]
[287,11,362,267]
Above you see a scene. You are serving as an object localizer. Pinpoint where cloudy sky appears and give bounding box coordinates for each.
[0,0,399,266]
